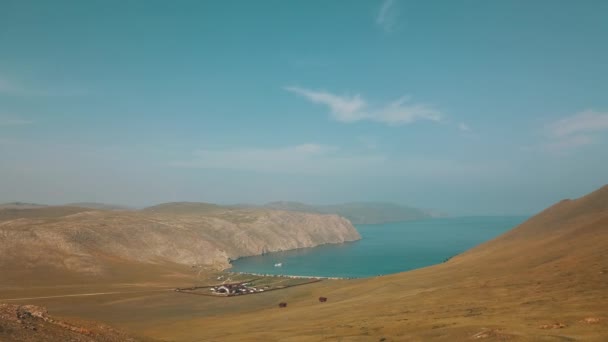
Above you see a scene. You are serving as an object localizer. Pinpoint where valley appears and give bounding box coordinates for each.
[1,186,607,340]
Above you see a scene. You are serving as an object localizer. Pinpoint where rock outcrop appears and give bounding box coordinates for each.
[0,304,140,341]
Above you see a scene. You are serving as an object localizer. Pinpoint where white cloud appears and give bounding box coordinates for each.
[0,75,86,97]
[284,86,366,122]
[548,110,608,137]
[292,143,333,154]
[537,110,608,153]
[285,86,441,126]
[540,135,595,153]
[376,0,398,32]
[373,96,441,124]
[458,123,471,132]
[170,143,505,186]
[0,78,23,95]
[170,143,385,174]
[0,116,33,126]
[388,157,511,180]
[357,136,378,149]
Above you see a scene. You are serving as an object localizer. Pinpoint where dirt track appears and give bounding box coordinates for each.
[1,288,173,301]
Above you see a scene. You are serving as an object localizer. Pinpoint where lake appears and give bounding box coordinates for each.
[230,216,528,278]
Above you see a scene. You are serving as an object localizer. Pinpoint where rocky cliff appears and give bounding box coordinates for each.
[0,206,360,279]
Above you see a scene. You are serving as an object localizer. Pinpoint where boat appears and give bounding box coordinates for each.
[274,262,282,267]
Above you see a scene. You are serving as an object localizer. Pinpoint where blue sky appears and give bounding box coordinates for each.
[1,0,607,215]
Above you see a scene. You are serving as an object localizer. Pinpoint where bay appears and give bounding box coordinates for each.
[230,216,528,278]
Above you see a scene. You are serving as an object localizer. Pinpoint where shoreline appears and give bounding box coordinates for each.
[224,216,527,280]
[226,238,362,263]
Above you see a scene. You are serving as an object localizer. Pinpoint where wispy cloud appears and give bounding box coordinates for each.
[0,75,86,97]
[538,110,608,153]
[540,135,595,153]
[170,142,502,183]
[548,110,608,137]
[170,143,385,174]
[285,86,441,126]
[284,86,366,122]
[357,135,379,150]
[0,116,33,126]
[458,123,471,132]
[376,0,398,32]
[0,78,24,95]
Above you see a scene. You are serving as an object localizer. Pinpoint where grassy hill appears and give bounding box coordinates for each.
[0,202,47,209]
[1,186,606,341]
[0,203,360,286]
[0,205,92,222]
[142,201,225,215]
[65,202,133,211]
[166,185,605,341]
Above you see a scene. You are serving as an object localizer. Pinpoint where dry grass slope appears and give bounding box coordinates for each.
[1,186,606,341]
[144,185,608,341]
[0,303,150,341]
[0,204,360,286]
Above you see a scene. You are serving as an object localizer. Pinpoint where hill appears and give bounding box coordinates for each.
[142,201,225,215]
[264,201,431,224]
[1,186,606,341]
[0,202,47,209]
[0,205,92,222]
[140,185,608,341]
[0,204,360,286]
[0,304,148,342]
[65,202,132,211]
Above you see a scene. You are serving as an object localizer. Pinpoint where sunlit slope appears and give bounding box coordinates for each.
[0,303,151,342]
[0,205,360,286]
[451,184,608,272]
[151,185,608,341]
[0,206,91,222]
[142,201,225,214]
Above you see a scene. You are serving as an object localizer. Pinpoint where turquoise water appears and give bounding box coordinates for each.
[230,216,528,278]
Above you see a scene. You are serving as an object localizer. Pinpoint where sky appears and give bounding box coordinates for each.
[1,0,607,215]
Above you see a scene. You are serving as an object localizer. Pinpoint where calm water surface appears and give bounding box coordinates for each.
[230,216,528,278]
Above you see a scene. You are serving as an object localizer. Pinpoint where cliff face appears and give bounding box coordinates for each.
[0,207,360,279]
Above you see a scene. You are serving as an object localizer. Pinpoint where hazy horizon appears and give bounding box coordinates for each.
[0,197,551,218]
[1,1,607,216]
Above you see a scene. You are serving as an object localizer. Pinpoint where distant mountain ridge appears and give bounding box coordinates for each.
[65,202,132,211]
[0,202,131,211]
[1,200,439,224]
[143,201,224,214]
[263,201,434,224]
[0,202,48,209]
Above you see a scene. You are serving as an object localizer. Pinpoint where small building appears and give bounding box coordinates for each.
[216,285,232,294]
